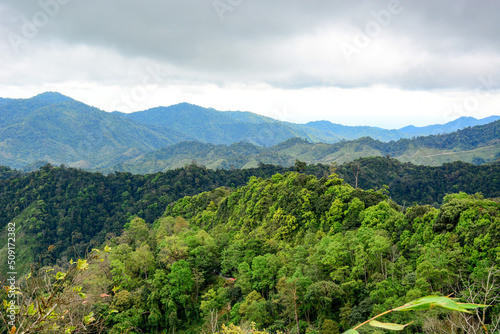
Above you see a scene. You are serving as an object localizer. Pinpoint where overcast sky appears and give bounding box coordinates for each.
[1,0,499,128]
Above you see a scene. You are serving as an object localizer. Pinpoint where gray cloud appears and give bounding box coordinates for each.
[1,0,500,91]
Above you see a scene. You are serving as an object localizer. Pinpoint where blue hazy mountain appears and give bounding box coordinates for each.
[111,120,500,173]
[397,115,500,136]
[1,92,498,170]
[0,92,192,169]
[117,102,499,145]
[115,103,316,146]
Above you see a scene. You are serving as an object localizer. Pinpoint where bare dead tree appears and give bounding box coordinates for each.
[423,262,500,334]
[452,263,500,334]
[350,161,362,189]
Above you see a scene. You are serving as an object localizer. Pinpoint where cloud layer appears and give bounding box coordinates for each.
[1,0,499,127]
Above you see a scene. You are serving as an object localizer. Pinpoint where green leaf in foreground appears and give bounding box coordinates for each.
[27,303,36,316]
[84,312,95,324]
[344,295,489,333]
[458,302,490,309]
[77,259,88,270]
[55,272,66,280]
[369,320,411,330]
[394,296,487,313]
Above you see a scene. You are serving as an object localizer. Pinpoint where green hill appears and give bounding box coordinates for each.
[0,92,192,169]
[2,157,500,277]
[117,102,316,147]
[20,170,495,334]
[1,92,498,171]
[1,159,500,332]
[113,120,500,173]
[0,163,292,276]
[333,157,500,205]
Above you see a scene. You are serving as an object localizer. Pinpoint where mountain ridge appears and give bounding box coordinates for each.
[108,120,500,173]
[1,92,499,171]
[0,94,193,169]
[398,115,500,136]
[115,97,500,142]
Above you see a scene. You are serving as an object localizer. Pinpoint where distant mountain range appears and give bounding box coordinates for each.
[0,92,499,171]
[116,102,500,144]
[110,120,500,173]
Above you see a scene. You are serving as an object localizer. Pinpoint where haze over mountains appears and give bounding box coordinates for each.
[1,92,499,172]
[114,121,500,173]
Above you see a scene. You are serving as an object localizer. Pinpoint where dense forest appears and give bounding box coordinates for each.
[1,164,499,333]
[99,172,497,333]
[2,171,498,333]
[332,157,500,205]
[1,158,500,277]
[0,163,291,275]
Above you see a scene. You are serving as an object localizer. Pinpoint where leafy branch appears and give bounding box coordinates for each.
[343,295,488,333]
[1,245,112,334]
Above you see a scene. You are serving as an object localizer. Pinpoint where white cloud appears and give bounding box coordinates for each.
[0,0,499,127]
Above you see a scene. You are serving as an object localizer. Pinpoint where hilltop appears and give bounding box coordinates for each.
[1,92,498,171]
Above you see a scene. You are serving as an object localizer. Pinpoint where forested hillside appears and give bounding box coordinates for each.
[333,157,500,205]
[0,92,191,169]
[2,158,500,278]
[4,171,497,333]
[137,172,498,333]
[113,120,500,173]
[0,163,291,275]
[2,92,498,172]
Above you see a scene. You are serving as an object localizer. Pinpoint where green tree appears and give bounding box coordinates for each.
[239,291,268,328]
[200,287,230,333]
[168,260,194,319]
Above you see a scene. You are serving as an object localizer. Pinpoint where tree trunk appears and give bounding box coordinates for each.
[293,285,300,334]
